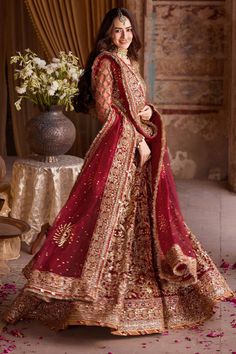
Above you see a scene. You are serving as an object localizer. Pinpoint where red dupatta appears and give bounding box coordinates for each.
[23,52,197,301]
[113,52,197,286]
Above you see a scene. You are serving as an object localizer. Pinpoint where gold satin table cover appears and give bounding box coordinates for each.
[10,156,83,245]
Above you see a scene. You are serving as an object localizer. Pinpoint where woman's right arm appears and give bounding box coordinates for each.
[92,55,151,167]
[92,57,114,124]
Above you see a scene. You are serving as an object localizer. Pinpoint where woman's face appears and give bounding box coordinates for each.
[111,16,133,50]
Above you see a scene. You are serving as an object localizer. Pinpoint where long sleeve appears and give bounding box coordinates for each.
[92,58,114,123]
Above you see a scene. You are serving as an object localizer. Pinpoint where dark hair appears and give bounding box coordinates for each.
[73,7,142,113]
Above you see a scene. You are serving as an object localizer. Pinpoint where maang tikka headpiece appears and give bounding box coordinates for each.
[118,8,126,25]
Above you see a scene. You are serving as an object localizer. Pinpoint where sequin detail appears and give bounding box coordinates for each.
[53,223,74,247]
[3,51,233,336]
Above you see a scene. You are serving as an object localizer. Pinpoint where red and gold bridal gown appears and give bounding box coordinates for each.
[4,51,233,335]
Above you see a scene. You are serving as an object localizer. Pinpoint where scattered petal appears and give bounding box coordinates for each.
[206,331,224,338]
[2,344,16,353]
[220,260,230,269]
[185,336,192,341]
[226,298,236,307]
[0,283,17,303]
[231,320,236,328]
[9,329,25,338]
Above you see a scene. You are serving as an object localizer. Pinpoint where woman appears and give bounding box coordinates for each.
[4,8,233,335]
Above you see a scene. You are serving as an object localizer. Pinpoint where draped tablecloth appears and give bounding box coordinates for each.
[10,155,83,245]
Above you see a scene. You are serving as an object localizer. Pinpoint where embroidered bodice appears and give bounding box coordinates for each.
[92,52,156,138]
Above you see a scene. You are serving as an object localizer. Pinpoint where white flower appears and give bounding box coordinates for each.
[23,68,33,77]
[48,88,56,96]
[48,81,59,96]
[49,63,60,70]
[72,73,79,81]
[15,98,23,111]
[11,49,82,111]
[46,66,54,74]
[68,68,76,75]
[33,57,46,67]
[68,68,79,81]
[16,86,26,94]
[51,81,59,90]
[52,58,60,63]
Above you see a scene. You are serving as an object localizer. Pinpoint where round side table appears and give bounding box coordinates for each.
[10,155,83,246]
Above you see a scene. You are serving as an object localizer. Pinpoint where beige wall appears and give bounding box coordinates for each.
[143,0,229,179]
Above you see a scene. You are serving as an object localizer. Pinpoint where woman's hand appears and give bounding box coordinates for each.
[138,139,151,167]
[138,105,152,121]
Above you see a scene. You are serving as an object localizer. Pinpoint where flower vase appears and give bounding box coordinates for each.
[27,106,76,162]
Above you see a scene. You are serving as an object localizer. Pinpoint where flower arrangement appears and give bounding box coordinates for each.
[10,49,83,111]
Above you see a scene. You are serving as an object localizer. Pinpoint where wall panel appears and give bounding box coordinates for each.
[144,0,228,179]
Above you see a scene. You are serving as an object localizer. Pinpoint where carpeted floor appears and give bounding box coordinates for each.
[0,178,235,354]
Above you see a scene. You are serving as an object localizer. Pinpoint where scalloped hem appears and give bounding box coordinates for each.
[62,291,234,336]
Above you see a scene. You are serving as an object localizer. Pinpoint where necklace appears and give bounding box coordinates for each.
[116,48,128,60]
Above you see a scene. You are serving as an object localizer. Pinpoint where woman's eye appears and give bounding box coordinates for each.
[127,28,132,32]
[115,29,121,33]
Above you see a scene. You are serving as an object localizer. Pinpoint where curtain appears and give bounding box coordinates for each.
[0,0,8,156]
[0,0,46,157]
[25,0,123,65]
[24,0,123,156]
[8,0,47,157]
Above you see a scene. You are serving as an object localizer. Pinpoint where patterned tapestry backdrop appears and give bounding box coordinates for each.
[142,0,229,179]
[2,0,234,182]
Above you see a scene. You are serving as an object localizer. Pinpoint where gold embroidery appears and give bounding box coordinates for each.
[53,223,74,247]
[80,117,138,297]
[4,164,233,334]
[3,52,233,336]
[110,52,158,138]
[161,244,198,285]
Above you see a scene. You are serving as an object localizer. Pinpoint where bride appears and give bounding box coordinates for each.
[4,7,233,335]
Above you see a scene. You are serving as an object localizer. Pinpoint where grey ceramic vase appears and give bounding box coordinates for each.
[27,105,76,162]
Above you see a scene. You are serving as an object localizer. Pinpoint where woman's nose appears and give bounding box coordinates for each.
[121,30,126,39]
